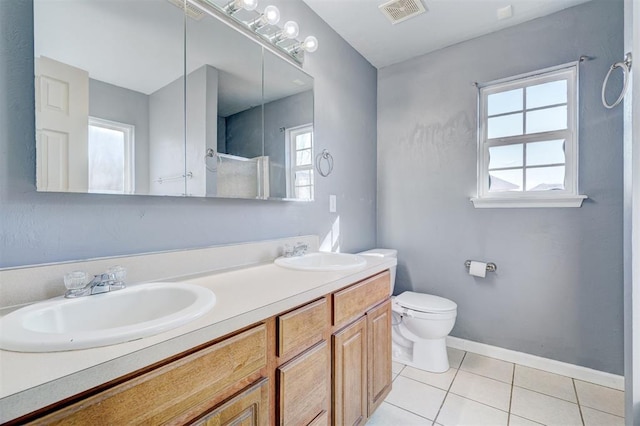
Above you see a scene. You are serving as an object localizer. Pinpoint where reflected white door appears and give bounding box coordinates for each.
[35,56,89,192]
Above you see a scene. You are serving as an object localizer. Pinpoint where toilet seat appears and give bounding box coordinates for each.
[395,291,457,314]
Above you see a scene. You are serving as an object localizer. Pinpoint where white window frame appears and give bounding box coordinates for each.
[88,117,135,194]
[471,63,587,208]
[285,124,314,200]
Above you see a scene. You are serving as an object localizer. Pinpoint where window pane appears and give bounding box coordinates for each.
[296,132,311,149]
[526,106,567,134]
[487,113,523,139]
[526,80,567,109]
[295,170,312,186]
[526,140,565,166]
[88,125,124,192]
[489,144,523,169]
[296,185,312,200]
[526,166,565,191]
[488,89,523,116]
[489,169,523,192]
[296,148,312,166]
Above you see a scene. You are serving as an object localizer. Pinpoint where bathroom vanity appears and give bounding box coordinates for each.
[0,238,395,425]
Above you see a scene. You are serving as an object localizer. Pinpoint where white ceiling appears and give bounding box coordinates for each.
[301,0,592,69]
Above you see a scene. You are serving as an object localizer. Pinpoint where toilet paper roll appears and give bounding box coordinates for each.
[469,261,487,278]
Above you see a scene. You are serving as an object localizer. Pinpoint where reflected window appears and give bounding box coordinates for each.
[88,117,134,194]
[477,64,579,203]
[286,124,313,200]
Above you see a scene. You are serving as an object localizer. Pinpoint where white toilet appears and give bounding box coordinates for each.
[359,249,457,373]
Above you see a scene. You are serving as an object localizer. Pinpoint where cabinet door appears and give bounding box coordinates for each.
[332,316,367,426]
[192,378,269,426]
[277,341,330,425]
[367,300,392,416]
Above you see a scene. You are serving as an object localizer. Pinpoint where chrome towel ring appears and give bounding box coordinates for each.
[315,149,334,177]
[602,52,632,109]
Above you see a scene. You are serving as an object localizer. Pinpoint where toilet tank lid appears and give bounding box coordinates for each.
[396,291,457,313]
[358,249,397,258]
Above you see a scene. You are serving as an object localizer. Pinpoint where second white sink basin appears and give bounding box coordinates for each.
[274,252,367,272]
[0,282,216,352]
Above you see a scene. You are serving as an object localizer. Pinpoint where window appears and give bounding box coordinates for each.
[88,117,135,194]
[472,64,587,208]
[286,124,314,200]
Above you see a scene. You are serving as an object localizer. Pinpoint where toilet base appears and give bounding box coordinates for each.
[392,334,450,373]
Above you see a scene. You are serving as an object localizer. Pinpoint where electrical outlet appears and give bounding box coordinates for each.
[329,195,337,213]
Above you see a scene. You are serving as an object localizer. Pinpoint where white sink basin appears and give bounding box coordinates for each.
[0,282,216,352]
[274,252,367,272]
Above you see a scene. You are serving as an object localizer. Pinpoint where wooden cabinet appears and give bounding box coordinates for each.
[331,272,392,425]
[277,341,330,425]
[17,271,391,426]
[332,316,368,426]
[367,299,392,416]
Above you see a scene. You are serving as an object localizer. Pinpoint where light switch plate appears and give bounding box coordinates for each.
[329,195,337,213]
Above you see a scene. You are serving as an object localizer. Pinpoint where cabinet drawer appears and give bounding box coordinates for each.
[192,378,269,426]
[277,341,330,426]
[33,324,267,425]
[277,298,327,361]
[333,271,390,328]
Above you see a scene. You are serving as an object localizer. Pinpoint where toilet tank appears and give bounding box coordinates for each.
[358,249,397,295]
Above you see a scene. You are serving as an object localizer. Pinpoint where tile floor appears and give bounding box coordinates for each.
[367,348,625,426]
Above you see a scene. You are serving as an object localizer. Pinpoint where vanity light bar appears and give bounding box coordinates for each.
[200,0,318,64]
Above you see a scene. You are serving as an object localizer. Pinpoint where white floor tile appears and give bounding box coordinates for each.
[385,375,447,420]
[581,406,625,426]
[575,379,625,417]
[366,402,432,425]
[393,361,406,375]
[448,347,466,369]
[401,365,458,391]
[449,370,512,411]
[513,365,577,402]
[436,393,509,426]
[510,386,582,426]
[508,414,543,425]
[459,352,514,383]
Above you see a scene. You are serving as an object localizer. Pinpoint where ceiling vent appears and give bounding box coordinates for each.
[166,0,206,20]
[379,0,426,25]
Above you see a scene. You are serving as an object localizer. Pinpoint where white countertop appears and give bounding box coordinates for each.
[0,255,395,422]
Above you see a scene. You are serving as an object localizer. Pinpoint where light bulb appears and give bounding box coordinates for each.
[282,20,299,39]
[263,5,280,25]
[225,0,258,13]
[240,0,258,11]
[302,35,318,52]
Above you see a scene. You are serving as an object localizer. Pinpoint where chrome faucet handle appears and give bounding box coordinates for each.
[292,242,308,256]
[282,244,294,258]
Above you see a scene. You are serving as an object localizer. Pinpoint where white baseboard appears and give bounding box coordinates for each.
[447,336,624,391]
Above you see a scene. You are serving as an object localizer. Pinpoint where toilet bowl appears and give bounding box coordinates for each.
[391,292,457,372]
[359,249,458,373]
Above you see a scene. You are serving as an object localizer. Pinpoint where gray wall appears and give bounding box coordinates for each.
[224,104,263,159]
[378,0,624,374]
[89,79,151,194]
[0,0,378,268]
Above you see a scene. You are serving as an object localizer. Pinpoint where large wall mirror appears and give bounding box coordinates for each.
[33,0,314,201]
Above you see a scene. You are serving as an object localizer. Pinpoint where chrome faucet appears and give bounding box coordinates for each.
[282,242,309,258]
[64,267,126,298]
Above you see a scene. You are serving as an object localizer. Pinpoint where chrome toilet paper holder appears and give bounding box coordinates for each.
[464,260,497,273]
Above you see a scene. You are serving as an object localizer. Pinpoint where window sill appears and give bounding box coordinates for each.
[470,195,588,208]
